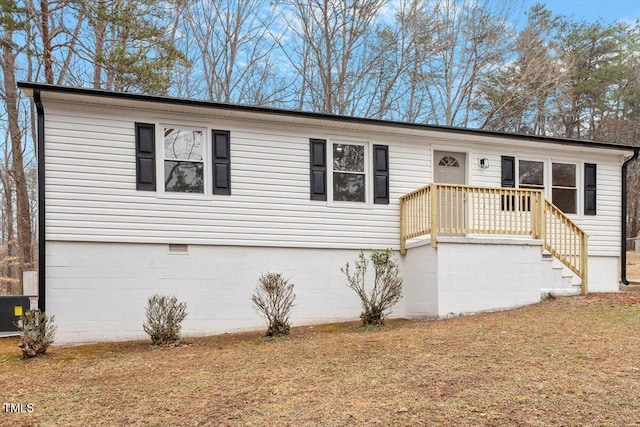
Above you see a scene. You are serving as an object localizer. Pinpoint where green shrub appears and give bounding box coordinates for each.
[342,249,403,326]
[252,273,295,336]
[16,310,56,359]
[143,294,187,346]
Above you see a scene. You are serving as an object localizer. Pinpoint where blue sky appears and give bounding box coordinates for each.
[523,0,640,24]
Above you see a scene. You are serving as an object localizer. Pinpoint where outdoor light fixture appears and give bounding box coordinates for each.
[479,158,490,169]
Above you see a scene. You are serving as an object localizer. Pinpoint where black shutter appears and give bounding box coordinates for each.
[373,145,389,204]
[310,139,327,201]
[135,122,155,191]
[501,156,515,188]
[584,163,597,215]
[500,156,516,210]
[212,130,231,195]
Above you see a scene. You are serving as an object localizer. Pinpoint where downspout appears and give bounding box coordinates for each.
[34,89,46,310]
[621,148,640,286]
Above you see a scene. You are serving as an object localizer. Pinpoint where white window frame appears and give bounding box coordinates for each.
[550,160,580,216]
[327,138,370,205]
[156,123,211,198]
[514,156,582,216]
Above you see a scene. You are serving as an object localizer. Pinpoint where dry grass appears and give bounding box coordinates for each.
[1,294,640,426]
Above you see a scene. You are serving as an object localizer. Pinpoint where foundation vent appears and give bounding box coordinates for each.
[168,244,189,254]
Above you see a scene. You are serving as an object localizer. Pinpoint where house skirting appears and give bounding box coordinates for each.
[46,239,619,344]
[403,236,545,318]
[47,241,377,344]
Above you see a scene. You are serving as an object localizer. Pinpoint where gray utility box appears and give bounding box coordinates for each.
[0,296,32,332]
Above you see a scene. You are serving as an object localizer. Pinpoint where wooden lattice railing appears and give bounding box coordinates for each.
[400,183,588,293]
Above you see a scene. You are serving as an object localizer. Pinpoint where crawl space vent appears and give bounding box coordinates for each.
[168,244,189,253]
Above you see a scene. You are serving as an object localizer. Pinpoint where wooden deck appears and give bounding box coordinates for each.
[400,183,588,294]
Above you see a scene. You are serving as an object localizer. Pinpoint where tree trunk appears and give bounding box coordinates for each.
[93,0,106,88]
[1,172,16,292]
[1,27,34,293]
[40,0,54,84]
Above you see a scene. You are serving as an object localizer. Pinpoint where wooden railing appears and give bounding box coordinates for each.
[543,200,588,293]
[400,183,588,293]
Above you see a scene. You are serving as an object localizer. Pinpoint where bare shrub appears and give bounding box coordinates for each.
[252,273,295,336]
[342,249,403,326]
[17,310,56,359]
[143,294,187,346]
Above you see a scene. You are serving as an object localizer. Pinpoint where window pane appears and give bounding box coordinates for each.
[552,188,576,214]
[333,144,364,172]
[165,161,204,193]
[552,163,576,187]
[439,156,459,167]
[333,172,365,202]
[164,128,203,161]
[519,160,544,186]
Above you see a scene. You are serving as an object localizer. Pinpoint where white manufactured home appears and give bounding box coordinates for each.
[19,83,639,344]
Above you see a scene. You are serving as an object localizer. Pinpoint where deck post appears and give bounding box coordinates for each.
[400,196,407,255]
[580,234,589,295]
[538,194,546,244]
[531,192,539,238]
[430,183,438,247]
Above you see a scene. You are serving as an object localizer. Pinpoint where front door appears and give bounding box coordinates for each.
[434,151,466,232]
[434,151,466,185]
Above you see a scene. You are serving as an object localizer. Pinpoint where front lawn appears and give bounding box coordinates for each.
[1,293,639,426]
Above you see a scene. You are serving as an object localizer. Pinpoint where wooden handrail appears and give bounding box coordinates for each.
[543,200,588,294]
[399,184,588,294]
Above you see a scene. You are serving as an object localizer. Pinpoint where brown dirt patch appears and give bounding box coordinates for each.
[627,251,640,282]
[1,293,639,426]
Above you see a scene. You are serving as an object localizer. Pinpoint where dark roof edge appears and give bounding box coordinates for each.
[18,81,637,152]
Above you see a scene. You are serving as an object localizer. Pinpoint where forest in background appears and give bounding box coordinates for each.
[1,0,639,293]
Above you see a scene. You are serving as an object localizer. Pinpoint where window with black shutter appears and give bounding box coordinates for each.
[311,140,385,204]
[146,124,233,195]
[584,163,597,215]
[135,122,156,191]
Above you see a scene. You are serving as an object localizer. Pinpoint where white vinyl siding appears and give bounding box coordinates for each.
[44,102,428,250]
[43,98,625,256]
